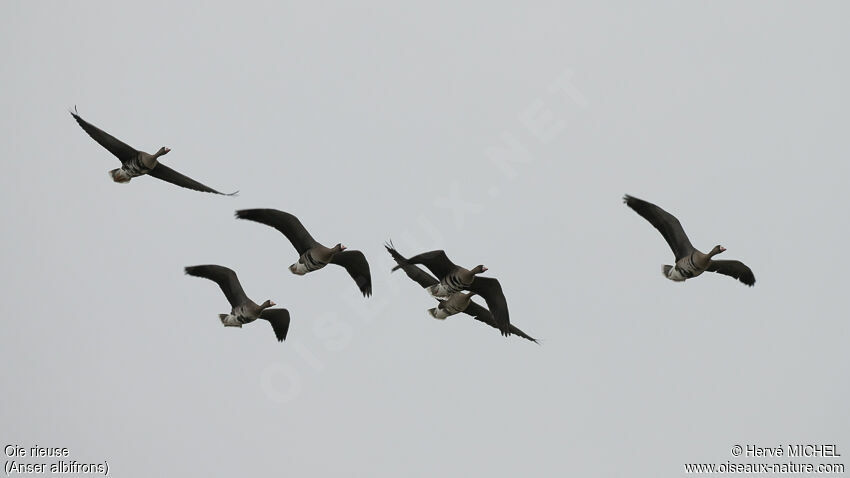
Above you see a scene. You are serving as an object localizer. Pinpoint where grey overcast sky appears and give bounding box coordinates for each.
[1,1,848,476]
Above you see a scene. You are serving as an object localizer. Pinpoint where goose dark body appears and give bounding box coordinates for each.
[623,194,755,286]
[387,244,524,339]
[184,265,290,342]
[70,108,237,195]
[235,209,372,297]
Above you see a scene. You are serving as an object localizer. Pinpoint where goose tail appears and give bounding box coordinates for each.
[109,168,131,183]
[219,314,243,328]
[428,307,448,320]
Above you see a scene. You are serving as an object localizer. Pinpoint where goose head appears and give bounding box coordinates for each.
[333,243,347,253]
[260,299,276,310]
[155,147,171,157]
[709,245,726,257]
[471,265,488,275]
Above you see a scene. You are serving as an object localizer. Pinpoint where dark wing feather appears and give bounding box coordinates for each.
[468,277,511,336]
[329,250,372,297]
[70,110,138,163]
[623,194,695,261]
[148,163,237,195]
[706,260,756,286]
[463,301,537,343]
[400,250,458,279]
[235,209,320,255]
[184,265,249,307]
[385,243,438,288]
[259,309,291,342]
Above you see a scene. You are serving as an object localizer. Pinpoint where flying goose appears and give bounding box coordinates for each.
[185,265,290,342]
[385,243,536,342]
[70,108,237,195]
[390,248,512,336]
[235,209,372,297]
[623,194,756,286]
[429,291,477,320]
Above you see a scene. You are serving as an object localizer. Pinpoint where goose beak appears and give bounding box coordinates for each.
[270,301,276,307]
[482,266,488,272]
[340,245,347,251]
[719,246,726,253]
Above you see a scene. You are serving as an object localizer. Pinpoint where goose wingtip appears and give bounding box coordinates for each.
[234,208,251,219]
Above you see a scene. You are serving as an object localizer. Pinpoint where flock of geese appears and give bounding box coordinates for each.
[71,108,757,345]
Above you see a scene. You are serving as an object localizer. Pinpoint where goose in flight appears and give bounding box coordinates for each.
[385,243,536,342]
[70,108,237,195]
[235,209,372,297]
[389,247,512,336]
[185,265,290,342]
[623,194,755,286]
